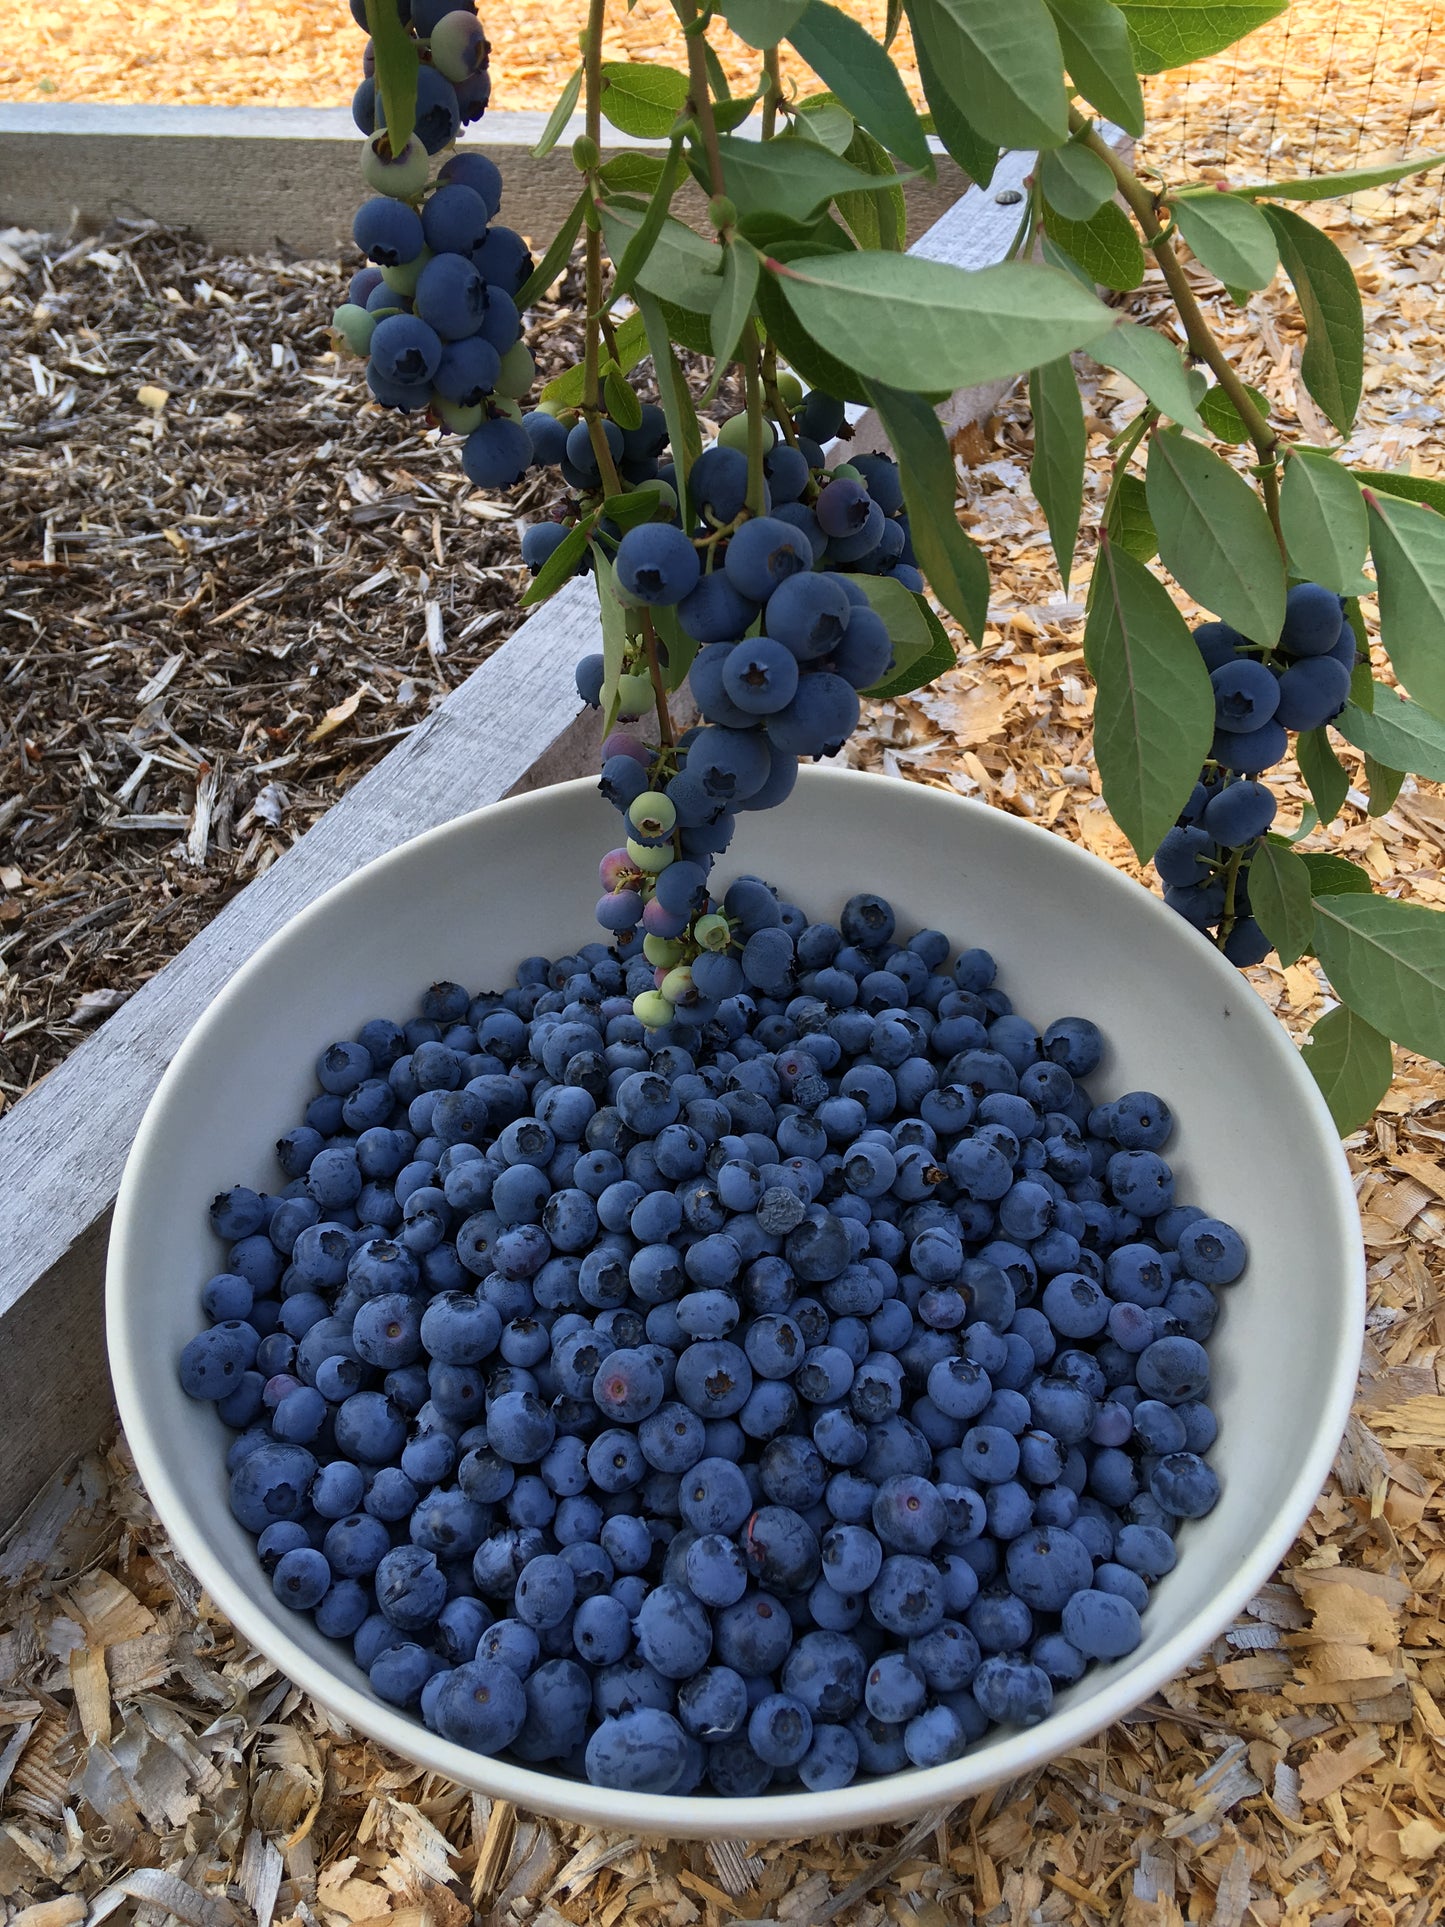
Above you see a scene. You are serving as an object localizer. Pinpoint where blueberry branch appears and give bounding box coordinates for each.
[581,0,624,497]
[743,324,768,518]
[673,0,727,203]
[1072,111,1287,557]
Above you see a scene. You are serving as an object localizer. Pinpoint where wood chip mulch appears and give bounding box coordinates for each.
[0,225,599,1108]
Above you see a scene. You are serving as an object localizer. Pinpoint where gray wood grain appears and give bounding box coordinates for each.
[0,105,967,259]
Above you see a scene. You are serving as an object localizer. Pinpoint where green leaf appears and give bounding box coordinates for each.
[773,251,1113,393]
[609,139,685,300]
[1085,321,1207,436]
[1042,0,1145,137]
[1312,894,1445,1063]
[721,0,811,47]
[1296,849,1373,896]
[1041,233,1096,292]
[540,311,649,408]
[606,485,670,534]
[864,380,990,640]
[756,274,869,403]
[1084,538,1217,860]
[1279,449,1371,595]
[520,510,599,608]
[600,205,722,316]
[837,125,908,252]
[1115,0,1287,73]
[1231,151,1445,202]
[1044,200,1145,290]
[856,579,958,700]
[593,549,631,737]
[1363,753,1406,818]
[1262,204,1364,438]
[602,369,643,431]
[637,292,703,528]
[598,62,689,139]
[913,0,1070,150]
[1301,1005,1394,1136]
[1364,489,1445,720]
[1171,192,1279,291]
[1196,380,1268,445]
[907,3,999,187]
[1296,726,1350,828]
[514,187,587,310]
[597,152,669,196]
[1040,143,1117,219]
[787,3,933,171]
[712,132,904,223]
[1248,838,1313,965]
[714,91,765,133]
[1349,654,1373,711]
[1028,358,1087,589]
[702,39,732,102]
[1351,469,1445,515]
[710,237,762,369]
[794,94,857,154]
[1104,470,1157,562]
[530,65,582,157]
[364,0,418,152]
[1144,429,1287,643]
[649,603,698,695]
[1336,688,1445,783]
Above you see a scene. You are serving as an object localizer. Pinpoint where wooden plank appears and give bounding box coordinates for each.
[0,575,602,1527]
[0,105,968,257]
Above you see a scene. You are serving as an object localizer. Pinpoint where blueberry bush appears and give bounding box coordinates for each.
[337,0,1445,1128]
[175,0,1445,1796]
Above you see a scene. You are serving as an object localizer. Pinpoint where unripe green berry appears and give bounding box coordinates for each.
[650,480,678,516]
[717,413,775,454]
[633,990,674,1029]
[627,790,676,839]
[380,248,432,296]
[777,371,804,408]
[829,461,863,483]
[432,395,485,434]
[659,966,694,1005]
[643,935,685,967]
[492,395,523,424]
[361,132,430,200]
[616,671,654,716]
[573,134,601,171]
[708,194,738,230]
[495,341,536,399]
[693,912,731,952]
[627,838,674,873]
[331,303,376,357]
[429,10,488,81]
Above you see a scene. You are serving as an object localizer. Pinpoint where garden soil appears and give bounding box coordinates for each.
[3,3,1445,1922]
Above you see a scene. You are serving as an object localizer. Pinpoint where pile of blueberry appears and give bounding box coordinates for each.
[180,886,1238,1796]
[332,0,538,481]
[1154,582,1357,961]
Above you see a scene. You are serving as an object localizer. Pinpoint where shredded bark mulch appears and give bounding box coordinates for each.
[0,222,591,1108]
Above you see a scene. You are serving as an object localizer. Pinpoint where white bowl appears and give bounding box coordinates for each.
[108,766,1364,1838]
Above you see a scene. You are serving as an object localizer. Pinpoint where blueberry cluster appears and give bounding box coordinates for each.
[332,0,538,477]
[526,391,920,602]
[1155,583,1357,962]
[565,416,923,998]
[180,887,1237,1795]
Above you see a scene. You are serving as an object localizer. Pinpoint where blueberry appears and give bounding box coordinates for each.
[432,1659,528,1750]
[1061,1587,1143,1659]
